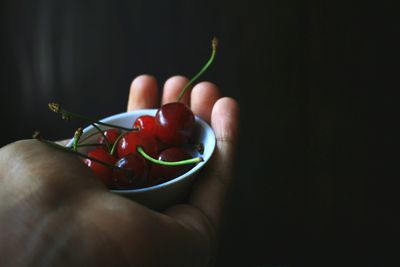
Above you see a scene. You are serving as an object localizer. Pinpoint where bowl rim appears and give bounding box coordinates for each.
[68,109,216,193]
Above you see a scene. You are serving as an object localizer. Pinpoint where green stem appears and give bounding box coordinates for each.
[35,137,131,174]
[91,123,110,152]
[137,146,203,166]
[176,37,218,102]
[110,132,125,156]
[77,131,100,146]
[72,128,82,152]
[48,103,136,131]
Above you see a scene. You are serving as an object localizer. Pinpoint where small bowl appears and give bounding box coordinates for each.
[68,109,216,210]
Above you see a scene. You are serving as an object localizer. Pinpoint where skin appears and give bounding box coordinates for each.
[0,75,239,267]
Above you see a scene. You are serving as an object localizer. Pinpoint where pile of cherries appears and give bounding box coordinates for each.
[83,102,200,189]
[54,38,218,190]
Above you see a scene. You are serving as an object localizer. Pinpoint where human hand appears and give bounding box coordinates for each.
[0,75,239,266]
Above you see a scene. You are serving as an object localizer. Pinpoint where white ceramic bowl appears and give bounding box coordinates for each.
[68,109,216,210]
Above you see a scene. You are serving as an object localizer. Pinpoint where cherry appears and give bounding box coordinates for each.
[117,131,158,159]
[149,147,194,185]
[133,115,156,136]
[155,102,195,146]
[153,38,218,147]
[98,128,120,147]
[112,154,148,189]
[84,148,117,186]
[135,115,170,152]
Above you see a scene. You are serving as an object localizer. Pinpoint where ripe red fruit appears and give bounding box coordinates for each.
[98,128,120,146]
[117,131,158,159]
[149,147,194,186]
[112,154,148,189]
[133,115,156,136]
[155,102,195,146]
[134,115,169,152]
[84,148,117,186]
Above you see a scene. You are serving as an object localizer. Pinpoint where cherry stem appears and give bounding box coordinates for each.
[33,133,132,175]
[110,132,125,156]
[176,37,218,102]
[77,131,100,146]
[48,103,137,132]
[137,146,203,166]
[91,123,111,152]
[72,128,82,152]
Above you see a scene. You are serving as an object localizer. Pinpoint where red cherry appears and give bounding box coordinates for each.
[84,148,117,186]
[133,115,156,136]
[134,115,170,152]
[117,131,158,159]
[112,154,148,189]
[98,128,120,146]
[149,147,194,186]
[155,102,195,146]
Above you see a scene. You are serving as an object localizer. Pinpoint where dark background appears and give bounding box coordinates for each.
[0,0,396,266]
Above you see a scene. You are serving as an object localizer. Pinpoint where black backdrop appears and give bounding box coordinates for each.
[0,1,395,266]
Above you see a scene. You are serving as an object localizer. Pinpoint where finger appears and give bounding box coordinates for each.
[161,76,191,106]
[127,75,159,111]
[190,82,220,124]
[188,97,239,230]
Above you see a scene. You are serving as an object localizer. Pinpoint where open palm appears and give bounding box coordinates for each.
[0,75,239,267]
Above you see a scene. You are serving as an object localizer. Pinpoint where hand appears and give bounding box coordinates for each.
[0,75,239,266]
